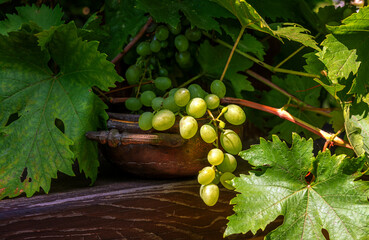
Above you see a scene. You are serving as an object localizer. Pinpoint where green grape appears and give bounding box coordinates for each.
[185,27,202,42]
[150,39,161,53]
[220,172,235,190]
[207,148,224,166]
[175,51,192,68]
[200,184,219,206]
[210,80,226,98]
[188,84,205,99]
[138,112,154,130]
[139,90,156,107]
[343,8,352,19]
[174,88,191,107]
[204,94,220,110]
[154,77,172,91]
[186,98,207,118]
[136,41,152,56]
[168,22,182,35]
[125,97,142,111]
[179,116,198,139]
[151,97,164,111]
[212,171,221,185]
[174,34,189,52]
[160,40,168,48]
[163,95,180,112]
[159,67,168,76]
[140,82,155,92]
[198,166,215,185]
[217,153,237,173]
[155,25,169,41]
[224,104,246,125]
[168,88,179,97]
[125,65,141,85]
[200,124,217,143]
[220,129,242,155]
[152,109,175,131]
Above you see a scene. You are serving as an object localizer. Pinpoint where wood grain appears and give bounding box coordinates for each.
[0,179,282,240]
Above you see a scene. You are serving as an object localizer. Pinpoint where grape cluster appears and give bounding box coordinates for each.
[123,20,246,207]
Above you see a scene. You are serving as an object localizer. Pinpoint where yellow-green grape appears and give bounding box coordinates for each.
[224,104,246,125]
[163,95,180,112]
[152,109,175,131]
[138,112,154,131]
[179,116,198,139]
[198,166,215,185]
[125,97,142,111]
[186,98,207,118]
[200,184,219,206]
[210,80,226,98]
[200,124,217,143]
[217,153,237,173]
[220,172,235,190]
[207,148,224,166]
[174,88,191,107]
[140,90,156,107]
[204,94,220,110]
[151,97,164,111]
[220,129,242,155]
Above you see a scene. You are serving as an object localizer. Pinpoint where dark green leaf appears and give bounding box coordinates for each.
[197,40,253,97]
[344,100,369,160]
[0,4,64,35]
[0,23,122,199]
[102,0,147,59]
[272,23,320,51]
[137,0,232,32]
[213,0,276,37]
[226,133,369,239]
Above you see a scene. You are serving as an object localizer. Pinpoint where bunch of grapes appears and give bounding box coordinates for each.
[123,20,246,206]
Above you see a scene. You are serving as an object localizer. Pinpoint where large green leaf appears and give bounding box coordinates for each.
[136,0,232,32]
[226,133,369,239]
[197,40,253,97]
[0,23,122,199]
[318,6,369,97]
[344,100,369,160]
[0,4,64,35]
[212,0,276,37]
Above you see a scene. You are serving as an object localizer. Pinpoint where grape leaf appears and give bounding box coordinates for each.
[246,0,302,22]
[272,23,320,51]
[197,40,253,97]
[261,75,326,143]
[344,100,369,160]
[136,0,232,32]
[303,52,345,98]
[0,22,122,199]
[0,4,64,35]
[101,0,147,59]
[317,7,369,97]
[0,0,11,4]
[226,133,369,239]
[212,0,277,38]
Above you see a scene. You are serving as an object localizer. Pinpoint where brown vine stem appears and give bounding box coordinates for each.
[220,97,352,149]
[110,97,129,104]
[105,81,154,95]
[111,16,153,65]
[220,26,246,81]
[246,70,332,118]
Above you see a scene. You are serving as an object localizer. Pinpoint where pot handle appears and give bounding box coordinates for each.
[86,129,187,148]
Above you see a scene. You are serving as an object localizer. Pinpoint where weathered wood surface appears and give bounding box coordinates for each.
[0,179,281,239]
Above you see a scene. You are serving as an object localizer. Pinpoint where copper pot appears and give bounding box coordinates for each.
[86,113,243,178]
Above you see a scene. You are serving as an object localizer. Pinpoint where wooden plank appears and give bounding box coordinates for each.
[0,179,282,239]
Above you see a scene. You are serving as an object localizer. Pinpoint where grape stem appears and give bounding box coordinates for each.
[220,26,246,82]
[202,32,320,79]
[220,97,352,149]
[274,45,305,69]
[111,16,153,65]
[105,81,154,95]
[246,70,332,118]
